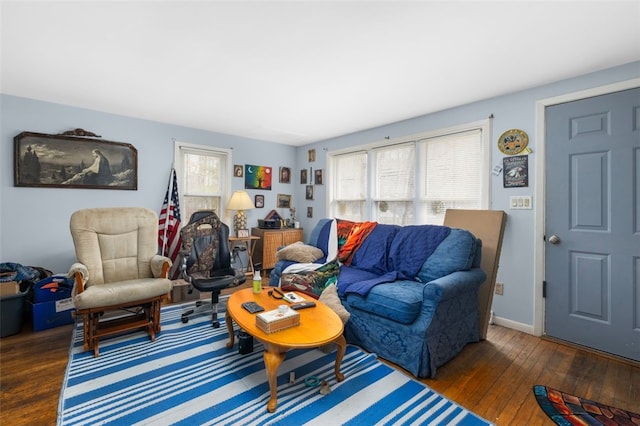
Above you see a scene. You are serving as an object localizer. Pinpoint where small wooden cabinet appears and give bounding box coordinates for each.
[251,227,303,270]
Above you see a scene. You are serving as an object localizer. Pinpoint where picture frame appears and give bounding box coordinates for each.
[254,194,264,208]
[308,149,316,162]
[234,164,244,177]
[14,130,137,190]
[305,185,314,200]
[279,166,291,183]
[277,193,291,208]
[503,155,529,188]
[245,164,272,190]
[237,229,250,238]
[307,206,313,218]
[300,168,308,184]
[314,169,323,185]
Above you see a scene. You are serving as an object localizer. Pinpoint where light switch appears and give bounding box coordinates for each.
[509,196,533,210]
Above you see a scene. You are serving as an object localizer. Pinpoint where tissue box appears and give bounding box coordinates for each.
[256,308,300,334]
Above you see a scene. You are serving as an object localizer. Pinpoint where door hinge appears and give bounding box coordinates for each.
[542,280,547,298]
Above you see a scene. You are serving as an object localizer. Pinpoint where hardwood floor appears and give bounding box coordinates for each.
[1,314,638,425]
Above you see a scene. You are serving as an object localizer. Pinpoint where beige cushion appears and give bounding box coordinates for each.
[70,207,166,285]
[276,241,324,263]
[319,284,350,324]
[74,278,173,310]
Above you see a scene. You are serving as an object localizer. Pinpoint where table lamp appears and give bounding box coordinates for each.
[226,190,255,236]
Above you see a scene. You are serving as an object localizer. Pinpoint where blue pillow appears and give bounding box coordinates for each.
[417,228,477,283]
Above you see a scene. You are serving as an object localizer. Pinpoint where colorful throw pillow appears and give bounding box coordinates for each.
[336,219,377,265]
[276,241,324,263]
[336,219,357,250]
[280,259,340,298]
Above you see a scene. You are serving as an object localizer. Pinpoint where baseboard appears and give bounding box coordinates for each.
[492,314,535,335]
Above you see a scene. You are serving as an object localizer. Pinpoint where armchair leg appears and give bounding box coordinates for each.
[78,296,165,357]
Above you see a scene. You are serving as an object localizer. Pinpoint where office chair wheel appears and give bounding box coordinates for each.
[195,300,202,307]
[212,320,220,328]
[182,310,194,324]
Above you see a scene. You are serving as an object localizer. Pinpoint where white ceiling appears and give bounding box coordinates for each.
[2,1,639,146]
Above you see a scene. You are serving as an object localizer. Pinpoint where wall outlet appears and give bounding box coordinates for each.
[495,282,504,295]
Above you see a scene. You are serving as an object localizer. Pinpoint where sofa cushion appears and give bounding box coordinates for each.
[319,284,350,324]
[417,228,477,283]
[345,280,423,325]
[276,241,324,263]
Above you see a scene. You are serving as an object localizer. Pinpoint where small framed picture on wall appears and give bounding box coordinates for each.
[307,206,313,218]
[279,166,291,183]
[254,194,264,208]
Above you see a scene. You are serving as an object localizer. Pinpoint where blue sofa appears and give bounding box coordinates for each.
[270,219,486,378]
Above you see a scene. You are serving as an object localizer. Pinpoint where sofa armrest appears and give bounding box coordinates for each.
[150,255,172,278]
[423,268,486,302]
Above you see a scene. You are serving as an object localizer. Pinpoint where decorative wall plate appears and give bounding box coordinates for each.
[497,129,529,155]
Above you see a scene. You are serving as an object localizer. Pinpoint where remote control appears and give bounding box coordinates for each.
[290,301,316,310]
[242,301,265,314]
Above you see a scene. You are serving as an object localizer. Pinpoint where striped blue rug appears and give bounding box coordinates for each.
[58,302,492,426]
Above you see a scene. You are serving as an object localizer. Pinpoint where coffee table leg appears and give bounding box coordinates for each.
[263,346,286,413]
[334,334,346,382]
[225,310,235,349]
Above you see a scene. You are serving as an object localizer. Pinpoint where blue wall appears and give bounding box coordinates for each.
[295,61,640,329]
[2,61,638,331]
[0,95,297,273]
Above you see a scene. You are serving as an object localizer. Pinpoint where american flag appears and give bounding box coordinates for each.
[158,168,182,278]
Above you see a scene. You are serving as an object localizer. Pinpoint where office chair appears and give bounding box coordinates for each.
[179,210,246,327]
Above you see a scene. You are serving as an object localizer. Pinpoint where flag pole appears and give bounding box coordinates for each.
[161,167,174,256]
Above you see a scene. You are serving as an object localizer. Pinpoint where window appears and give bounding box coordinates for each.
[174,141,232,223]
[329,151,367,220]
[372,143,415,225]
[329,120,489,225]
[419,129,483,224]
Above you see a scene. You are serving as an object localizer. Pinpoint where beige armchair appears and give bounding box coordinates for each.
[68,207,173,356]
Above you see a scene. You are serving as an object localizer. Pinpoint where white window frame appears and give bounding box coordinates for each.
[173,141,233,225]
[328,119,491,224]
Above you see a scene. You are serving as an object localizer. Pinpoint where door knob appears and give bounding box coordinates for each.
[548,235,561,244]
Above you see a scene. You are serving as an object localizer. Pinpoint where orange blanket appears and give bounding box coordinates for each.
[336,219,378,266]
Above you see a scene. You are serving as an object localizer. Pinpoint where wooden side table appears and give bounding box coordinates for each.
[229,235,259,276]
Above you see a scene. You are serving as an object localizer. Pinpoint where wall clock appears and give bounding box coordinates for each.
[497,129,529,155]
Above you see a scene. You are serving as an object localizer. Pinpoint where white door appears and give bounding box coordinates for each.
[545,87,640,361]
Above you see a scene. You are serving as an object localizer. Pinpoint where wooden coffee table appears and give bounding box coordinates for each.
[225,287,346,413]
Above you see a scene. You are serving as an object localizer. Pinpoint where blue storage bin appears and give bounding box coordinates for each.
[33,275,73,303]
[30,298,75,331]
[1,291,27,337]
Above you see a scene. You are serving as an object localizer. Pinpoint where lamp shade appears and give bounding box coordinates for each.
[226,190,255,211]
